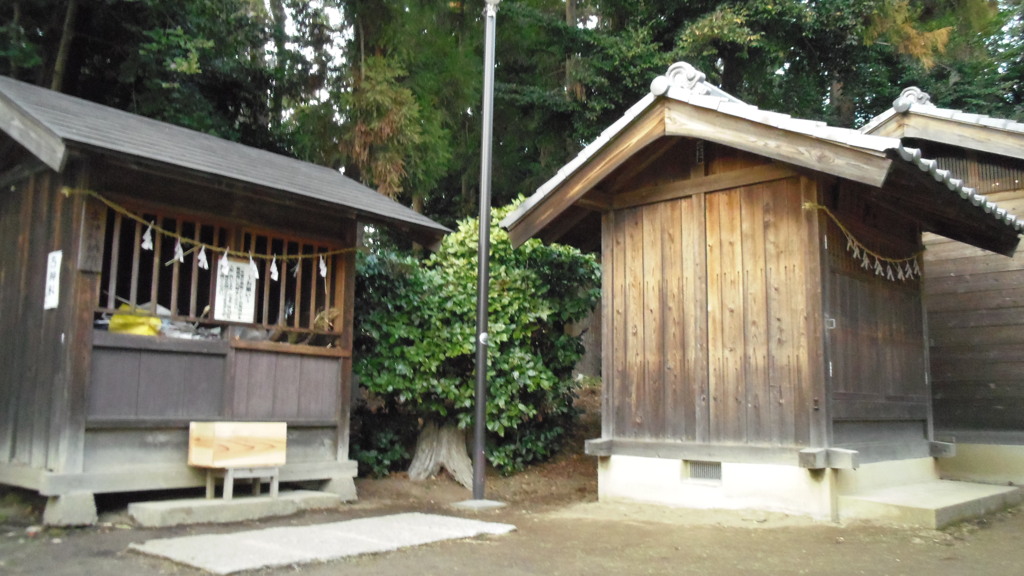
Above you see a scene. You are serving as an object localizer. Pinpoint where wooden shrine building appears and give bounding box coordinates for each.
[862,88,1024,485]
[502,62,1024,523]
[0,76,448,524]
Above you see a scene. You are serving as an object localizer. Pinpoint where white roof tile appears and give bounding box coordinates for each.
[503,64,1024,235]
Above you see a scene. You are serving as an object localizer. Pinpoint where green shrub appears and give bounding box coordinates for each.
[353,201,600,474]
[350,412,416,478]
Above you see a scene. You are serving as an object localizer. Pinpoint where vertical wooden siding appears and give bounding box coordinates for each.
[0,171,82,472]
[925,188,1024,431]
[230,350,340,420]
[822,185,930,450]
[604,176,818,446]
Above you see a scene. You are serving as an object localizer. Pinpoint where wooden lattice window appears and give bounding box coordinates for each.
[96,207,343,338]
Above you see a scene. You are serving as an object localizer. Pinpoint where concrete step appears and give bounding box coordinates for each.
[128,490,342,528]
[838,480,1020,528]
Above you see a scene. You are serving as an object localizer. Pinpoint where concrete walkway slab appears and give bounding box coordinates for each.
[130,512,516,574]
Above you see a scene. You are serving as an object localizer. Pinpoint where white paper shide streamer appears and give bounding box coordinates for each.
[174,239,185,263]
[218,247,230,276]
[141,223,154,251]
[197,246,209,270]
[249,253,260,280]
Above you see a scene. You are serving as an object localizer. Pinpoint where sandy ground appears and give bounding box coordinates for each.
[3,386,1024,575]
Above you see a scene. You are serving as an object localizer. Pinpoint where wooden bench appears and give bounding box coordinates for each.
[188,422,287,500]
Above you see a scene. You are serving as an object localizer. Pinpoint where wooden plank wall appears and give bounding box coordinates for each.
[230,350,340,421]
[88,344,225,420]
[925,187,1024,432]
[0,170,79,472]
[604,170,819,447]
[821,184,930,450]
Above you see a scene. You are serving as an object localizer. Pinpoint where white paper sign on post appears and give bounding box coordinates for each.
[44,250,62,310]
[214,258,257,323]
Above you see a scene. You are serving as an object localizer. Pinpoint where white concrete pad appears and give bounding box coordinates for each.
[838,480,1020,528]
[130,512,516,574]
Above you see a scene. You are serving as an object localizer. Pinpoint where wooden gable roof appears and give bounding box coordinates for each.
[0,75,449,247]
[502,62,1022,256]
[861,86,1024,161]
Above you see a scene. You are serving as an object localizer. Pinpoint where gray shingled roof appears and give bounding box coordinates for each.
[502,62,1023,234]
[0,75,449,239]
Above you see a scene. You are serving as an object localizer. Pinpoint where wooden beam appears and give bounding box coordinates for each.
[929,441,956,458]
[32,460,357,496]
[507,103,667,247]
[862,115,907,140]
[540,205,596,244]
[0,93,67,172]
[576,189,613,211]
[228,340,351,358]
[826,448,859,469]
[584,437,808,466]
[604,136,682,192]
[899,114,1024,162]
[614,163,798,210]
[799,448,827,469]
[664,104,893,187]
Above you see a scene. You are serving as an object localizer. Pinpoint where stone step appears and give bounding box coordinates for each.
[838,480,1020,528]
[128,490,342,528]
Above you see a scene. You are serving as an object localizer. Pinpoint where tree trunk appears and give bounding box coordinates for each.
[407,420,474,489]
[50,0,78,92]
[830,80,855,127]
[269,0,287,130]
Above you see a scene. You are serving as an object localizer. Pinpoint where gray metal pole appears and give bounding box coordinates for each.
[473,0,500,501]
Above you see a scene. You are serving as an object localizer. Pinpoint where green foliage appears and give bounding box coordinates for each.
[350,410,416,478]
[354,201,600,474]
[3,0,1023,229]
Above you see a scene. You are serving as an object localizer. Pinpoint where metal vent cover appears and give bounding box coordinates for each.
[686,460,722,481]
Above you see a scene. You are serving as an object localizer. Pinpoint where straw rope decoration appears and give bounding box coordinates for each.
[803,202,923,282]
[64,188,361,268]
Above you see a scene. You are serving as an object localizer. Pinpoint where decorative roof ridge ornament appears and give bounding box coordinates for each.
[650,62,709,97]
[893,86,934,113]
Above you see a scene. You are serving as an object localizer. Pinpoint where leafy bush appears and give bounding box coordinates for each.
[354,201,600,474]
[349,409,416,478]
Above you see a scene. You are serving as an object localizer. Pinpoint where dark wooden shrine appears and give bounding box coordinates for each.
[0,76,448,523]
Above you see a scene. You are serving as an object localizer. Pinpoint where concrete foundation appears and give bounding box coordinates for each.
[320,477,358,501]
[598,455,835,519]
[597,454,1018,527]
[42,491,98,526]
[937,443,1024,486]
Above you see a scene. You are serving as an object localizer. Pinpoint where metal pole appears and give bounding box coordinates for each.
[473,0,500,501]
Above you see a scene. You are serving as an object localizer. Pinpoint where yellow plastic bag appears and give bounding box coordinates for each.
[108,304,162,336]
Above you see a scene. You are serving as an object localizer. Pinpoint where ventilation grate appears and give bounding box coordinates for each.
[686,460,722,482]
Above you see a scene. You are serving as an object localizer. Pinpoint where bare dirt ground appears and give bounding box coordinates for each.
[3,386,1024,575]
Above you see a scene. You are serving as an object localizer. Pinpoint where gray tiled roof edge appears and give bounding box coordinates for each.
[502,62,1022,237]
[0,75,449,236]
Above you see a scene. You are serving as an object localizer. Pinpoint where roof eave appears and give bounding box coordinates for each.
[887,146,1022,256]
[0,90,66,172]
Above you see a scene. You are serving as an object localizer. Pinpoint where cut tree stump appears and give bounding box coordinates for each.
[407,420,473,489]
